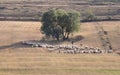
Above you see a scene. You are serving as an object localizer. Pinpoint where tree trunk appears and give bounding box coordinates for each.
[56,37,59,41]
[56,34,60,41]
[66,32,70,39]
[63,32,67,40]
[62,32,70,40]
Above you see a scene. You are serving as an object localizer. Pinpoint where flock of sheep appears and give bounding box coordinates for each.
[22,40,103,54]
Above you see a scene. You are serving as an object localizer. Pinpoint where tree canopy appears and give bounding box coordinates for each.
[41,8,80,41]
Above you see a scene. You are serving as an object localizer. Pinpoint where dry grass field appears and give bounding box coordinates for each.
[0,21,120,75]
[0,0,120,20]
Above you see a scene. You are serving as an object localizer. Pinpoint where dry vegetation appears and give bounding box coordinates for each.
[0,0,120,20]
[0,21,120,75]
[0,0,120,75]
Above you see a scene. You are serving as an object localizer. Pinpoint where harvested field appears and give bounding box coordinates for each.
[1,21,120,51]
[0,52,120,75]
[0,21,120,75]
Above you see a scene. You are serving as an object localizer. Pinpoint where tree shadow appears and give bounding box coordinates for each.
[0,42,31,50]
[67,35,84,43]
[0,35,84,50]
[39,35,84,44]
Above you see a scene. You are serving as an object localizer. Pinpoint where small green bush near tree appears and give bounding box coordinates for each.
[41,8,81,41]
[84,9,97,21]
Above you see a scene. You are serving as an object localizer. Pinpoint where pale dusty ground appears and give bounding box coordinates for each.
[0,21,120,75]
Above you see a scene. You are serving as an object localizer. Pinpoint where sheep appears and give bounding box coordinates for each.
[32,44,38,47]
[22,40,103,55]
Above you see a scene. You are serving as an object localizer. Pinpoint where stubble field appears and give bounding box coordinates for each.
[0,21,120,75]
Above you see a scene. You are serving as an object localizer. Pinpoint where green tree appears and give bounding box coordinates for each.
[41,8,80,41]
[61,11,80,40]
[41,9,65,40]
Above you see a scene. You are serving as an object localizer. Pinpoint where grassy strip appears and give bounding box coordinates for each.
[0,68,119,75]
